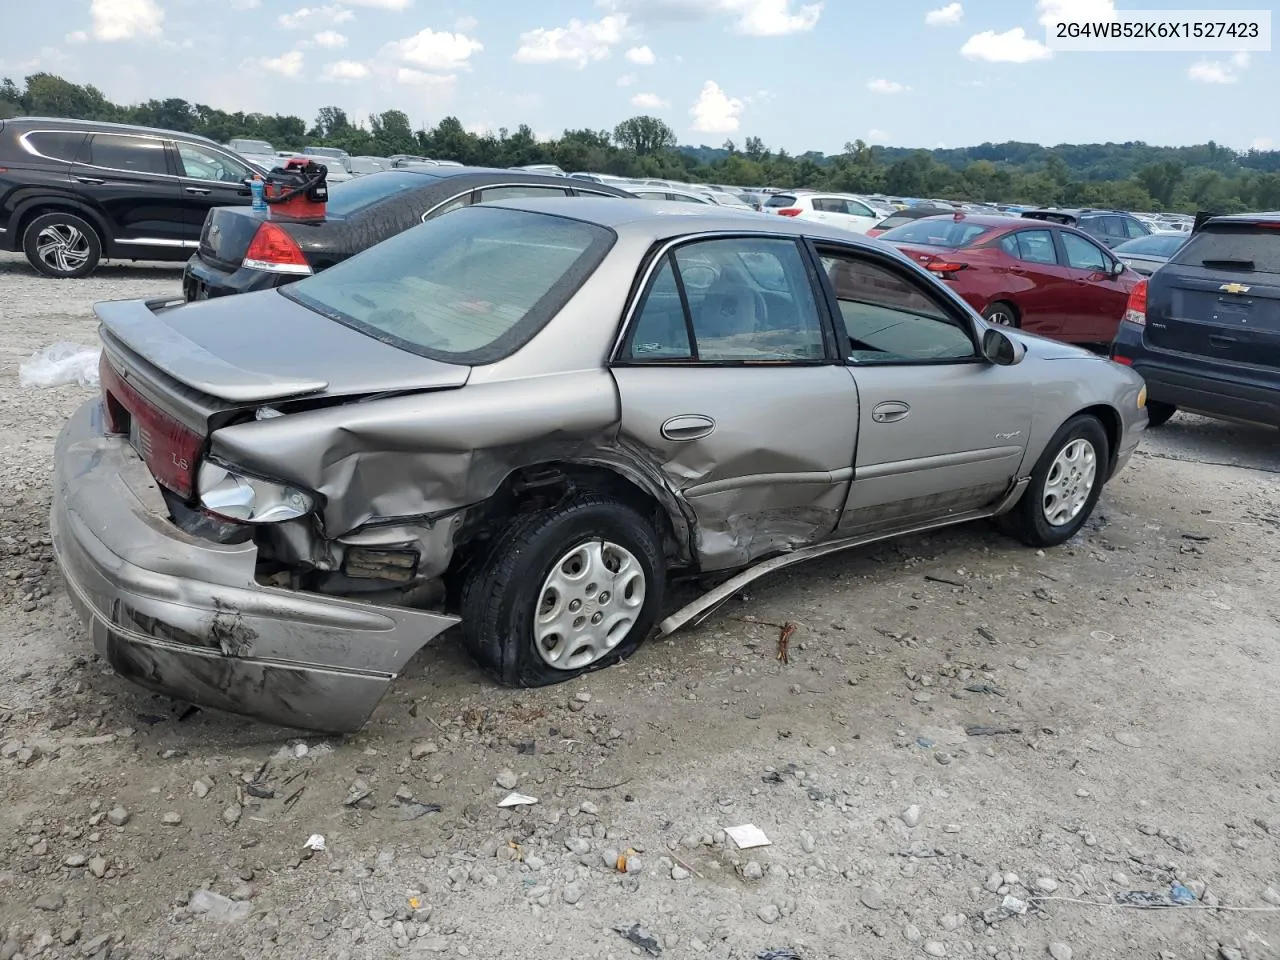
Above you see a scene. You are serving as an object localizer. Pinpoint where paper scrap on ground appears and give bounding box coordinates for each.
[303,834,326,851]
[498,792,538,807]
[725,823,772,849]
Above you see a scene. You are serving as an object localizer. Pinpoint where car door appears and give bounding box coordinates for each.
[838,198,880,235]
[71,132,186,248]
[172,141,253,243]
[611,234,858,571]
[1057,230,1128,341]
[812,241,1031,536]
[994,228,1075,336]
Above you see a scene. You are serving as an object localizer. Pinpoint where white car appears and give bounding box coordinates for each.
[762,192,881,234]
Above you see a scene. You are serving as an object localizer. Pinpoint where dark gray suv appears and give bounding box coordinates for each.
[1021,208,1152,248]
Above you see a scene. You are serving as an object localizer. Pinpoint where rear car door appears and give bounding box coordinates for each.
[1058,231,1129,341]
[814,242,1030,535]
[612,234,858,570]
[995,228,1074,336]
[172,141,253,242]
[72,133,186,249]
[1145,221,1280,375]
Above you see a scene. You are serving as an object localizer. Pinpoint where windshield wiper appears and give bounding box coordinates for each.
[1200,258,1255,269]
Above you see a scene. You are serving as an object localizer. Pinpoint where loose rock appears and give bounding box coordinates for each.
[106,806,130,826]
[1048,944,1073,960]
[496,769,519,790]
[900,805,922,828]
[756,904,781,924]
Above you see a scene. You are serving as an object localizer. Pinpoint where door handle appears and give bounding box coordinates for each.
[872,401,910,423]
[661,414,716,441]
[185,186,212,195]
[1208,333,1238,348]
[75,176,105,184]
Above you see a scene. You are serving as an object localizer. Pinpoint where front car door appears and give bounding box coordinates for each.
[71,132,186,251]
[812,242,1031,536]
[1057,230,1128,341]
[172,141,253,242]
[838,198,880,235]
[611,234,858,570]
[994,227,1075,336]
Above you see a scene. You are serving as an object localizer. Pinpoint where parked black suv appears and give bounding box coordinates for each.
[1111,213,1280,428]
[0,117,260,278]
[1021,208,1152,248]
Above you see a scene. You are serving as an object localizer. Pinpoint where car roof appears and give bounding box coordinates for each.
[1,116,221,147]
[1204,211,1280,226]
[898,214,1018,229]
[473,196,884,247]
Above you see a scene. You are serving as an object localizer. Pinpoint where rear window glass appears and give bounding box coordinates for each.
[875,215,913,230]
[878,218,993,248]
[284,206,615,364]
[765,194,797,208]
[325,170,437,217]
[1171,225,1280,273]
[1116,234,1185,257]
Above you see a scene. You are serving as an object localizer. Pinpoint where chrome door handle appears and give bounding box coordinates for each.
[872,401,910,423]
[75,176,105,184]
[185,186,212,195]
[661,414,716,441]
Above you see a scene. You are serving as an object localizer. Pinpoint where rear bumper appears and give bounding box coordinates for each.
[1112,321,1280,427]
[183,254,293,301]
[51,400,459,732]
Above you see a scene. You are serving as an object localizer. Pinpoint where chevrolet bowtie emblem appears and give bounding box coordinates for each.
[1220,282,1250,294]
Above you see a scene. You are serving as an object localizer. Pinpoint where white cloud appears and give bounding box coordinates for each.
[617,73,638,86]
[514,14,627,68]
[394,67,457,89]
[599,0,821,37]
[924,2,962,25]
[1036,0,1114,27]
[625,45,656,64]
[866,78,909,94]
[89,0,164,41]
[322,59,368,80]
[343,0,410,8]
[382,28,483,71]
[278,5,353,28]
[867,128,891,143]
[689,80,743,133]
[455,15,478,30]
[313,29,347,48]
[230,0,260,8]
[631,92,670,109]
[960,28,1051,63]
[66,30,89,43]
[261,50,305,76]
[1189,52,1249,83]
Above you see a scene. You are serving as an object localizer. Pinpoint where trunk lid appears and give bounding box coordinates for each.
[198,207,345,272]
[1145,221,1280,369]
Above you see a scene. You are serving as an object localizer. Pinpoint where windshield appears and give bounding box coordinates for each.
[1115,234,1186,257]
[283,206,615,363]
[879,218,995,248]
[1170,224,1280,273]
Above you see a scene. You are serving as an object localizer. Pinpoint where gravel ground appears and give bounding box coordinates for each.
[1,250,1279,960]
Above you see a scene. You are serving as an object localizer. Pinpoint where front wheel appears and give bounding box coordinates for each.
[1145,400,1177,428]
[460,496,665,686]
[22,212,103,278]
[998,415,1110,548]
[982,301,1019,328]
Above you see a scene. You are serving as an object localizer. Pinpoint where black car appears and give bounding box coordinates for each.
[0,117,259,278]
[1021,208,1151,248]
[1111,213,1280,427]
[182,168,635,300]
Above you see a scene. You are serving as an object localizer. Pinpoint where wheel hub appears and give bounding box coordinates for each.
[534,539,646,670]
[1042,438,1098,527]
[35,224,91,273]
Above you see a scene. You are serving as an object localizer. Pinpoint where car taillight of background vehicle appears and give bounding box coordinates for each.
[927,261,968,278]
[775,208,802,217]
[242,222,313,275]
[1123,278,1147,326]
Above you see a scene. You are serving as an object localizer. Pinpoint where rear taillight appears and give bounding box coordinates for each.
[927,261,968,277]
[243,222,312,276]
[99,357,203,499]
[776,208,802,217]
[1123,278,1147,326]
[1112,355,1133,365]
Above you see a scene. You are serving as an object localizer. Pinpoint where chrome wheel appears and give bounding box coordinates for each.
[534,539,646,670]
[35,224,92,273]
[1042,438,1097,527]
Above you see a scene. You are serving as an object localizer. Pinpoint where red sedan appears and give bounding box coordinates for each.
[877,214,1141,344]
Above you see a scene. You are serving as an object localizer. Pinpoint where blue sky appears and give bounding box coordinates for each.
[1,0,1274,153]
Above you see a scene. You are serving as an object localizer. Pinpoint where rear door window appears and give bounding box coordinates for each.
[87,134,169,175]
[998,229,1058,264]
[1171,225,1280,274]
[24,131,87,162]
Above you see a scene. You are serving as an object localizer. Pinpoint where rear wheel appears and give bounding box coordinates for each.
[1145,400,1177,428]
[22,212,102,279]
[998,414,1109,548]
[460,496,665,687]
[982,301,1019,328]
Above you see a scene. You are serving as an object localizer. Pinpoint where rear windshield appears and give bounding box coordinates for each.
[875,215,913,230]
[878,218,994,248]
[325,170,437,217]
[1170,224,1280,273]
[766,194,797,208]
[283,206,615,364]
[1115,233,1186,257]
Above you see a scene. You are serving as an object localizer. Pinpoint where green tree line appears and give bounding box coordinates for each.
[4,72,1279,213]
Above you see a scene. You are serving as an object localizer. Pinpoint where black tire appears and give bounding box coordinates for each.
[460,496,665,687]
[998,414,1110,548]
[982,300,1019,328]
[22,211,103,278]
[1145,400,1177,428]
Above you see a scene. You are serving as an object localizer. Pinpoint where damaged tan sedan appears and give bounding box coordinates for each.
[52,198,1148,731]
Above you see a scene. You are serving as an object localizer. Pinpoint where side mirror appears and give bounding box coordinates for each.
[981,327,1025,366]
[1110,260,1125,276]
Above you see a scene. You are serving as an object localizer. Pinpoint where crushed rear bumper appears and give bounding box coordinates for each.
[50,399,459,732]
